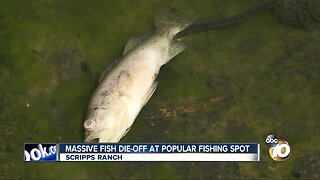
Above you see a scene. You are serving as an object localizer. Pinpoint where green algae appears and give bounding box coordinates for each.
[0,0,319,179]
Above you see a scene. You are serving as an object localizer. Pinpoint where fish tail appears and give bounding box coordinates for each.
[155,9,193,39]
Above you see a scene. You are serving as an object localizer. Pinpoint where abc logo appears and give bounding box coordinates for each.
[265,135,291,161]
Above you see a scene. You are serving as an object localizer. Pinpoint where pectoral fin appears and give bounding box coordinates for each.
[143,82,158,106]
[121,126,131,138]
[117,70,131,96]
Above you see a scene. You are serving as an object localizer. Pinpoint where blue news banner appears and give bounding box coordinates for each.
[25,143,260,162]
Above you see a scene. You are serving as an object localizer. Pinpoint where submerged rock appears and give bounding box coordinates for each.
[140,95,234,142]
[273,0,320,29]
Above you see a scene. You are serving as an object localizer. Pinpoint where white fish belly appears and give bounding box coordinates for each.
[118,46,165,126]
[85,36,170,142]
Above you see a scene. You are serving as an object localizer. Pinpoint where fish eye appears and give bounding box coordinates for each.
[84,119,96,131]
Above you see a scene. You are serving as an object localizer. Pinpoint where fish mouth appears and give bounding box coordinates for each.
[84,132,100,143]
[84,133,100,143]
[84,128,117,143]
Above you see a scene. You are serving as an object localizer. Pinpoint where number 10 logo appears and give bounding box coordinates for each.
[266,135,291,161]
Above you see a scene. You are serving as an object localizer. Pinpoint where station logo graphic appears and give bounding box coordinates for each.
[24,144,57,162]
[265,135,291,161]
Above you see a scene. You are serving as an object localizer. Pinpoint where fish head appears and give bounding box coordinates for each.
[83,110,119,143]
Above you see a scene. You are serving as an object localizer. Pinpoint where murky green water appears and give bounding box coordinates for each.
[1,0,319,179]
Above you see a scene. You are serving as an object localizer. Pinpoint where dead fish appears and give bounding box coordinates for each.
[84,18,191,143]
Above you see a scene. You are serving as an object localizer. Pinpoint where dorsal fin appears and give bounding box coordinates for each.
[98,35,147,83]
[98,58,119,82]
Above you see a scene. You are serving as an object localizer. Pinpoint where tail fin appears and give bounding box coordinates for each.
[155,9,193,39]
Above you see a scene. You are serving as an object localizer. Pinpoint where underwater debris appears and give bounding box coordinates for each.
[140,95,235,142]
[80,61,91,73]
[142,95,228,120]
[26,101,30,108]
[138,95,233,142]
[176,0,280,38]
